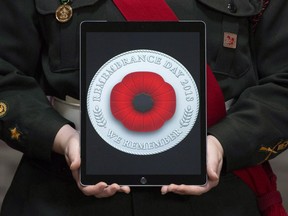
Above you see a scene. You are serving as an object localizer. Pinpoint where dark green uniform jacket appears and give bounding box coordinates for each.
[0,0,287,215]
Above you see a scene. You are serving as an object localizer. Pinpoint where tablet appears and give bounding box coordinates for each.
[80,21,206,186]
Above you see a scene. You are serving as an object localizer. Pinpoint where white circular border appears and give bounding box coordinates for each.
[87,49,199,155]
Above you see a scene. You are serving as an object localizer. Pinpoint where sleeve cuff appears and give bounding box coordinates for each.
[26,108,73,161]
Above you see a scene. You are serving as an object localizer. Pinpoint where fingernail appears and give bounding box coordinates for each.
[161,188,167,195]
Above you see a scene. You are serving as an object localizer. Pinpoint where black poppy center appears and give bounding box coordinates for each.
[132,93,154,113]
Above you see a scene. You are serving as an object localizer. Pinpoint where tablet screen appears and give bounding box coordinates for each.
[80,21,206,186]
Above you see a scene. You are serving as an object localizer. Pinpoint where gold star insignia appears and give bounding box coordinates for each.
[10,127,21,141]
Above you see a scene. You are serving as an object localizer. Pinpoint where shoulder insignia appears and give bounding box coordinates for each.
[277,140,288,151]
[259,146,277,154]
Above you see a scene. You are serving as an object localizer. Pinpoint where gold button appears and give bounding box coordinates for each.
[55,4,73,23]
[0,102,7,118]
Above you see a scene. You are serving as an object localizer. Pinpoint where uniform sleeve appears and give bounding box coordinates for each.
[208,0,288,171]
[0,0,71,161]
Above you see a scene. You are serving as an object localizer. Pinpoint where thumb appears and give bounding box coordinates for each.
[70,151,81,171]
[65,142,81,171]
[207,162,219,181]
[207,135,223,181]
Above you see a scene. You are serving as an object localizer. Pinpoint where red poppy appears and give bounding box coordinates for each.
[110,72,176,132]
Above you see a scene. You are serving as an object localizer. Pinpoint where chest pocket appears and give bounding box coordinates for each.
[35,0,103,72]
[197,0,263,78]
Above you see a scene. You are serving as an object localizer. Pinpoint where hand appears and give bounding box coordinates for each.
[53,124,130,198]
[161,135,224,195]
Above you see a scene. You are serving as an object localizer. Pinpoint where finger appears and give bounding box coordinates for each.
[161,185,168,195]
[94,183,121,198]
[166,184,211,196]
[119,186,131,194]
[80,182,108,196]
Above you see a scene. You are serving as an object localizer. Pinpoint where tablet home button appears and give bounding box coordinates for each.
[140,177,147,185]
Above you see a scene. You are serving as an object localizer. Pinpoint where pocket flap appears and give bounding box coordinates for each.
[197,0,263,16]
[35,0,100,15]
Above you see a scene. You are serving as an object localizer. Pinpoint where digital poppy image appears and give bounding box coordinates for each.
[110,72,176,132]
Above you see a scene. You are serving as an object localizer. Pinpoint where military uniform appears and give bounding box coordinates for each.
[0,0,288,215]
